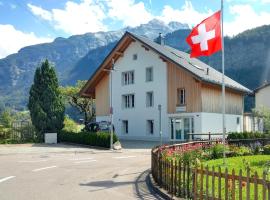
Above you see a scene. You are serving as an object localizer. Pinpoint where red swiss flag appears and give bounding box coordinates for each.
[186,11,222,58]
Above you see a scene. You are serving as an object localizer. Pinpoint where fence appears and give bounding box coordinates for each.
[151,141,270,200]
[0,121,37,142]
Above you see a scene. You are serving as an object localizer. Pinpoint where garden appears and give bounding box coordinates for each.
[152,134,270,200]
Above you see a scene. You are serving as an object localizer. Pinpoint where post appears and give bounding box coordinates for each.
[221,0,226,164]
[158,104,162,146]
[110,59,114,150]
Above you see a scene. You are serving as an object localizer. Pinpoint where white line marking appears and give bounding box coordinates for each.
[0,176,16,183]
[18,160,48,163]
[74,160,97,164]
[68,158,94,161]
[32,166,57,172]
[113,156,136,159]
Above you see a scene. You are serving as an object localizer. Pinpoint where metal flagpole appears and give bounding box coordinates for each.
[221,0,226,164]
[110,59,114,151]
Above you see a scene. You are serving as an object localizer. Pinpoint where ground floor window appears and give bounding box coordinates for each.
[147,120,154,134]
[122,120,128,134]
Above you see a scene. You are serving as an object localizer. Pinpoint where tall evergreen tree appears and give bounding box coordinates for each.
[28,59,65,133]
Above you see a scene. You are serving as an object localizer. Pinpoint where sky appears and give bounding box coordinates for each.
[0,0,269,58]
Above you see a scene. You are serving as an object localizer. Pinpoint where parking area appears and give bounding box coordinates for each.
[0,143,163,200]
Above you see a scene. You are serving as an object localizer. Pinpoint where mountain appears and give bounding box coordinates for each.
[0,19,186,109]
[1,21,270,111]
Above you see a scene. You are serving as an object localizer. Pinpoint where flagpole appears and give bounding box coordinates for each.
[221,0,226,164]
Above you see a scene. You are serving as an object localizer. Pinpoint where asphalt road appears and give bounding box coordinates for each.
[0,143,163,200]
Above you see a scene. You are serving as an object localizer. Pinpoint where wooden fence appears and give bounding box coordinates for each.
[151,142,270,200]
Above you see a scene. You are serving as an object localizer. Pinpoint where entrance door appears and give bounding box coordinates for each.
[170,117,194,141]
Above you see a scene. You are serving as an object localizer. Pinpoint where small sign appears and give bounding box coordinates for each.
[176,106,186,112]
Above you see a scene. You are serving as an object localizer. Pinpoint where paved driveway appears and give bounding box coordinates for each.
[0,143,163,200]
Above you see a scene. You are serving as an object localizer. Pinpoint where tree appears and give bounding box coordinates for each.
[28,59,65,133]
[60,80,95,124]
[0,109,13,128]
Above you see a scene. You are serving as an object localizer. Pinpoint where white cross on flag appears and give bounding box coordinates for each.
[186,11,222,58]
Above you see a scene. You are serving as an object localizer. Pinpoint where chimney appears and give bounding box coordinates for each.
[156,33,165,45]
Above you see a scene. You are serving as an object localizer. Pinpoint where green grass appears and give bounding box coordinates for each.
[204,155,270,178]
[201,155,270,199]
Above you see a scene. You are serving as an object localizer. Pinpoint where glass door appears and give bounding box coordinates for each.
[170,117,194,141]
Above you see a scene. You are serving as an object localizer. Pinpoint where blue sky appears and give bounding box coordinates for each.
[0,0,269,58]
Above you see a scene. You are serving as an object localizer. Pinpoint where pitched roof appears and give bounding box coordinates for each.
[130,32,251,93]
[254,82,270,93]
[80,31,251,96]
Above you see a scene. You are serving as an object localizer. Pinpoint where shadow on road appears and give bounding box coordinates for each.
[79,169,164,200]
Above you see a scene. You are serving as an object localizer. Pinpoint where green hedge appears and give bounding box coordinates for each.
[227,132,270,140]
[59,130,118,148]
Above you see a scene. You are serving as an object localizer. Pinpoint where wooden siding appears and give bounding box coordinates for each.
[167,62,202,113]
[201,83,243,115]
[95,74,110,116]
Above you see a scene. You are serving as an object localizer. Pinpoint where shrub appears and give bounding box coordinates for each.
[227,131,269,139]
[229,145,252,156]
[63,116,83,133]
[59,130,118,148]
[263,144,270,155]
[209,144,229,159]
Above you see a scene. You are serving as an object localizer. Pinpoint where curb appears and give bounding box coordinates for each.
[148,172,184,200]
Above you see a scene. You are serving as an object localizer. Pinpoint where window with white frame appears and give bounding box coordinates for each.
[122,120,128,134]
[177,88,186,105]
[122,71,134,85]
[146,91,154,107]
[122,94,135,109]
[147,120,154,134]
[146,67,153,82]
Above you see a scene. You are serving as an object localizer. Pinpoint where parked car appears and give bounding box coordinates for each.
[83,121,111,132]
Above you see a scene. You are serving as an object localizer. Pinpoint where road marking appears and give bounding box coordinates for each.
[0,176,16,183]
[18,160,48,163]
[74,160,97,164]
[113,156,136,159]
[32,166,57,172]
[68,158,94,161]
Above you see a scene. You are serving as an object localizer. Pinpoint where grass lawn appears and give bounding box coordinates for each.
[202,155,270,199]
[204,155,270,179]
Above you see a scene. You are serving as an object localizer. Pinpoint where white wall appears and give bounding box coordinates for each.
[256,85,270,109]
[111,41,169,141]
[201,112,243,136]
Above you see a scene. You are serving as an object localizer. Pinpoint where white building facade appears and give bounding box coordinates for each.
[82,32,251,142]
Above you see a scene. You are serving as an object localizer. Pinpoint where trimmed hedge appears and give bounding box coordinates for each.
[59,130,118,148]
[227,132,270,140]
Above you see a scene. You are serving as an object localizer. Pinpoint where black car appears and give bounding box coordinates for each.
[83,121,111,132]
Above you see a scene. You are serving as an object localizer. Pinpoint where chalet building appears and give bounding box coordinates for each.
[80,32,251,141]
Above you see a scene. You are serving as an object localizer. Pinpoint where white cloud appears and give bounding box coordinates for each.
[27,4,52,21]
[28,0,107,35]
[158,1,213,27]
[106,0,153,27]
[0,24,52,58]
[225,4,270,36]
[10,3,16,9]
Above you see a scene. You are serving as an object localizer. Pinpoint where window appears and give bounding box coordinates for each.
[147,120,154,134]
[133,54,137,60]
[146,67,153,82]
[177,88,186,105]
[122,120,128,134]
[237,117,240,125]
[146,91,154,107]
[122,71,134,85]
[122,94,135,109]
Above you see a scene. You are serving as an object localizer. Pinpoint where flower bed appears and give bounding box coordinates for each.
[151,141,270,200]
